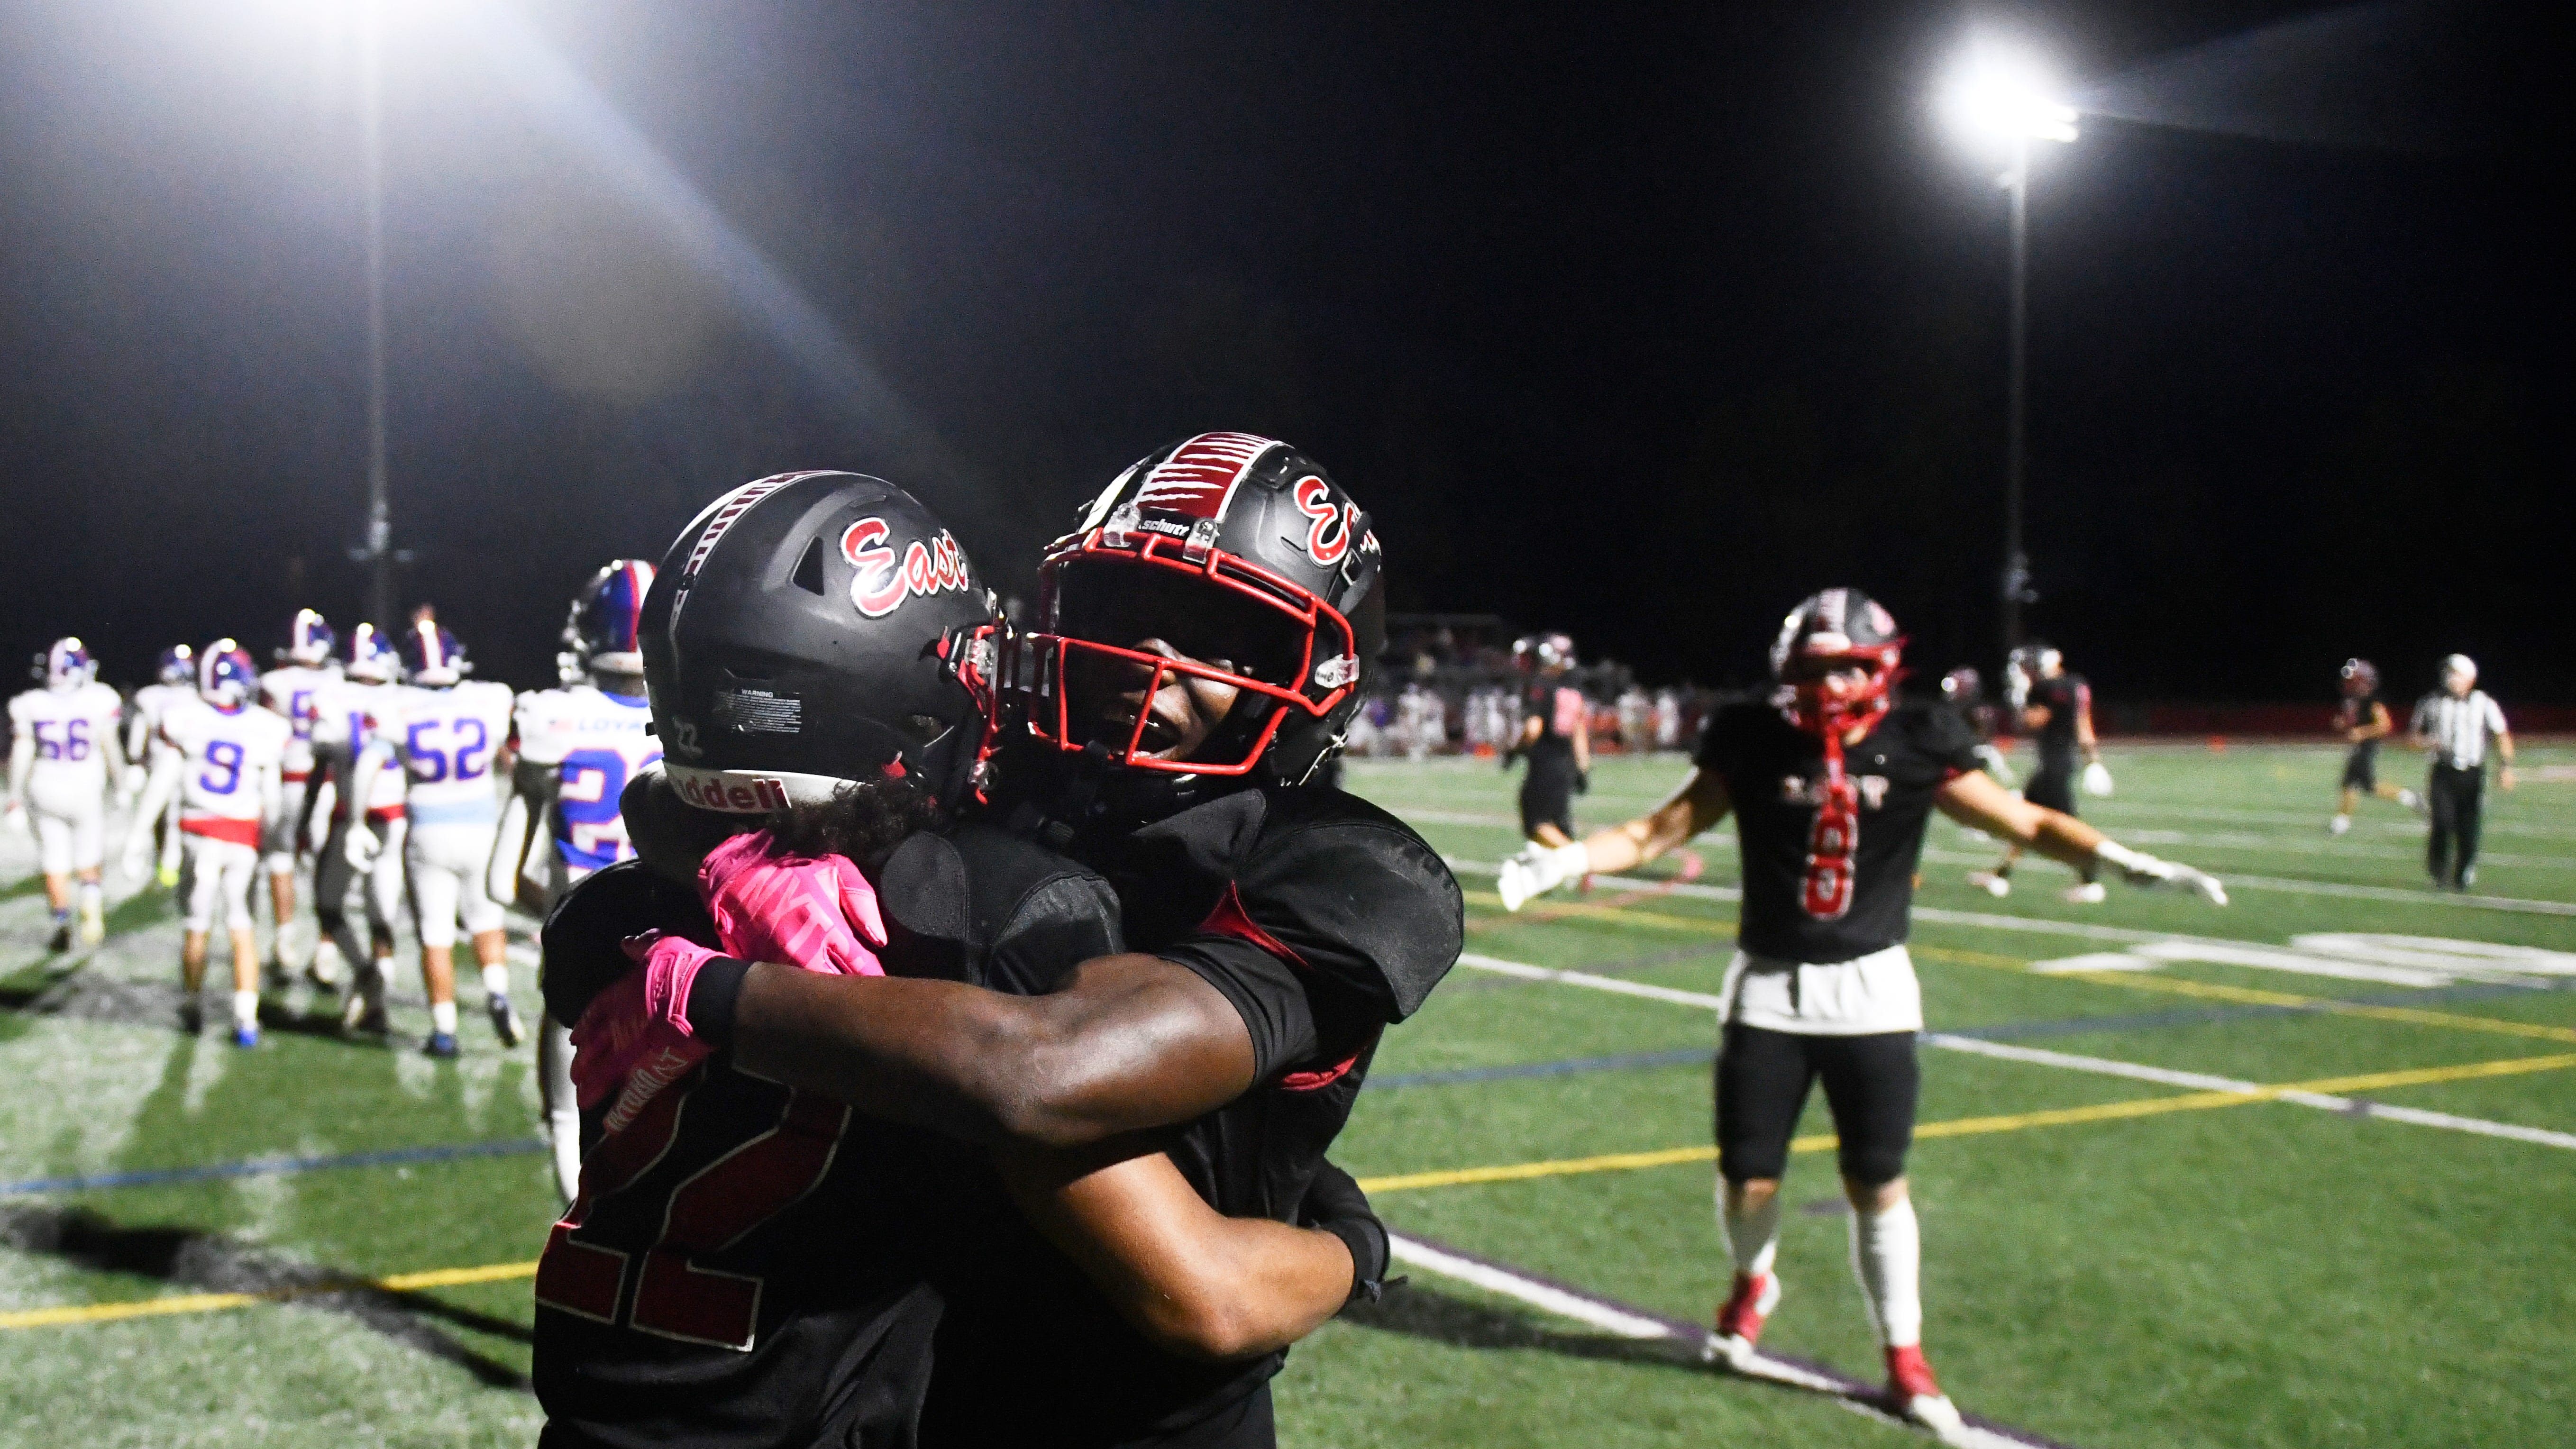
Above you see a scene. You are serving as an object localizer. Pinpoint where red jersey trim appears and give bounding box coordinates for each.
[182,817,262,847]
[1194,882,1306,971]
[1279,1055,1358,1092]
[367,805,407,823]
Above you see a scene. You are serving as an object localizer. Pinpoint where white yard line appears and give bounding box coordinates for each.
[1448,953,2576,1153]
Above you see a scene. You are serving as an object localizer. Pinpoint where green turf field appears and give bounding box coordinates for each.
[4,743,2571,1447]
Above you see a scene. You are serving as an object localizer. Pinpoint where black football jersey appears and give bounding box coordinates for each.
[2029,674,2087,763]
[919,784,1463,1447]
[1693,700,1979,965]
[530,830,1126,1449]
[1519,681,1580,759]
[2338,694,2383,762]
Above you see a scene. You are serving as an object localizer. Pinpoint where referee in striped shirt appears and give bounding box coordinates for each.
[2409,654,2516,890]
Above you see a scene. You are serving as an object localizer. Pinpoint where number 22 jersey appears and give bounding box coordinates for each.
[513,685,659,873]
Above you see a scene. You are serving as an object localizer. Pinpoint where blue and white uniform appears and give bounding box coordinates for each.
[512,683,659,892]
[367,679,516,949]
[9,680,126,877]
[155,695,291,932]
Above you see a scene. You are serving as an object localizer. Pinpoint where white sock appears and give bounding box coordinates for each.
[1850,1198,1924,1348]
[481,964,511,1000]
[1718,1184,1781,1280]
[78,881,103,913]
[232,990,260,1029]
[431,1001,459,1035]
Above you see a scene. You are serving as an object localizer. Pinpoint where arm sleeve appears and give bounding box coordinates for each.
[1222,820,1463,1025]
[1151,930,1321,1083]
[2484,696,2509,737]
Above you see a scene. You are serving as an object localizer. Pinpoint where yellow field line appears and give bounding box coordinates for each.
[1356,1051,2576,1195]
[0,1261,538,1332]
[1463,888,1735,935]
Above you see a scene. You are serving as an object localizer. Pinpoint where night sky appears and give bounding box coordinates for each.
[2,1,2561,705]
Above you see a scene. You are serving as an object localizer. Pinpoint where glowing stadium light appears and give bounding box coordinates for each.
[1938,41,2080,149]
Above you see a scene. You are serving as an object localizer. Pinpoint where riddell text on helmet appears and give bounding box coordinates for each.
[670,772,793,813]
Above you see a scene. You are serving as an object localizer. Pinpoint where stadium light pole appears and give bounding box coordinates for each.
[351,0,399,632]
[1937,43,2078,660]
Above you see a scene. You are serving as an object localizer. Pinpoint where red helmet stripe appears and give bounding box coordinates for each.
[1130,432,1279,521]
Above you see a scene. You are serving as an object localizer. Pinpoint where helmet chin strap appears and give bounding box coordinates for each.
[1790,686,1886,921]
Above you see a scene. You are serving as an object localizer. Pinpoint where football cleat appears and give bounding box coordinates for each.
[1886,1344,1965,1439]
[1704,1270,1781,1369]
[489,994,526,1049]
[2399,787,2425,814]
[2328,814,2351,836]
[342,990,389,1036]
[177,999,204,1035]
[1966,870,2010,899]
[47,919,72,954]
[230,1024,261,1050]
[77,900,106,946]
[2062,881,2107,904]
[157,861,181,889]
[425,1031,460,1059]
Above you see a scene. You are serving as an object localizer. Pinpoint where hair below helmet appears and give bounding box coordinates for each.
[1020,432,1385,791]
[642,471,1000,814]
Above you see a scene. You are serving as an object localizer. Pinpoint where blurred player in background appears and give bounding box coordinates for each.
[2328,657,2421,836]
[1504,632,1589,848]
[1939,665,2013,785]
[1968,641,2113,902]
[490,560,658,1199]
[258,610,340,982]
[347,621,520,1057]
[2410,654,2514,891]
[307,625,409,1015]
[7,639,129,950]
[1498,589,2227,1434]
[124,645,196,886]
[126,642,291,1046]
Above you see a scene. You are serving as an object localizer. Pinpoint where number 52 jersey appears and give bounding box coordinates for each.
[370,681,517,832]
[513,685,658,873]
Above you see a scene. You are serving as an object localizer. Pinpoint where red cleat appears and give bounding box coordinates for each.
[1704,1271,1780,1367]
[1885,1344,1964,1437]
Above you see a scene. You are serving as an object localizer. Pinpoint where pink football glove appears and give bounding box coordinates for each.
[699,830,886,978]
[567,931,721,1123]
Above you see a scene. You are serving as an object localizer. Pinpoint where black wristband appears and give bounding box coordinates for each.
[1318,1213,1392,1305]
[685,956,751,1047]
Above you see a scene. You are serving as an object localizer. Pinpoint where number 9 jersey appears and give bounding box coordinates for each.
[512,683,658,876]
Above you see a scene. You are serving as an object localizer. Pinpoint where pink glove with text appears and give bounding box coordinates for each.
[698,830,886,978]
[568,931,721,1124]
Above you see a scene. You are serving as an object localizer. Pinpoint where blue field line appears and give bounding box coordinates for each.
[0,1138,548,1198]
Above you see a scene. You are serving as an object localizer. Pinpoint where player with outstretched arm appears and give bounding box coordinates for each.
[1497,589,2227,1435]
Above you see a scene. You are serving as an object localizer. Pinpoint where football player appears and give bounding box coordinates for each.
[1496,589,2226,1433]
[125,644,197,886]
[492,559,660,1201]
[2329,657,2421,835]
[306,625,410,1011]
[531,470,1398,1448]
[1503,632,1590,848]
[346,621,520,1057]
[257,610,341,980]
[1938,665,2014,785]
[7,639,129,949]
[125,642,292,1045]
[1968,641,2113,901]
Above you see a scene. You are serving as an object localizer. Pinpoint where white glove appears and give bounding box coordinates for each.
[120,834,151,880]
[1498,841,1591,911]
[345,821,381,868]
[2083,761,2114,797]
[2094,839,2227,906]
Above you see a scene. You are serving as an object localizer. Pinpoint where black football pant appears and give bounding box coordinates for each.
[1716,1023,1918,1187]
[2426,763,2485,888]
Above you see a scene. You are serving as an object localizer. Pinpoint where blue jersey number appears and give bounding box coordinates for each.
[557,747,658,870]
[200,740,245,795]
[404,717,491,785]
[32,720,90,761]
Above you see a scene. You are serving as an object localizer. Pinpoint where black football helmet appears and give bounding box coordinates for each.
[640,471,1001,815]
[2339,657,2379,697]
[1939,665,1982,706]
[1017,432,1385,788]
[1770,587,1905,738]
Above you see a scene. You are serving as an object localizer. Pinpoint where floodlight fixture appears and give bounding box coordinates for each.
[1938,40,2080,150]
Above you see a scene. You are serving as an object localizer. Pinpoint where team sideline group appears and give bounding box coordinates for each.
[0,433,2529,1449]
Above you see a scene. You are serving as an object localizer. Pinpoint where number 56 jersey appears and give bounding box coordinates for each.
[513,685,658,874]
[371,681,517,832]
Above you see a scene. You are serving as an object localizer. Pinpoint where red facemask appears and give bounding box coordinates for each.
[1786,663,1894,921]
